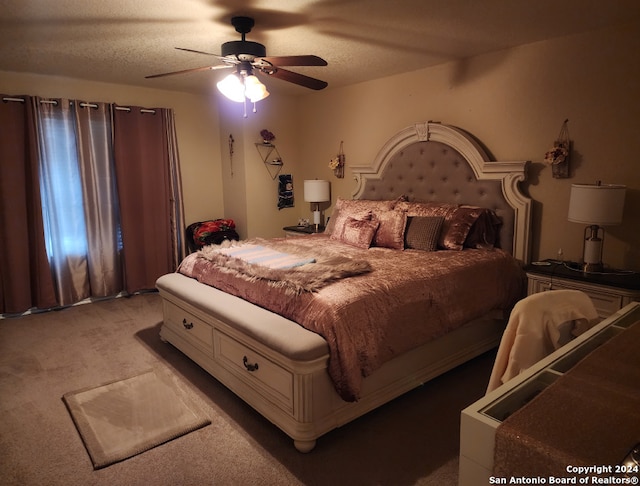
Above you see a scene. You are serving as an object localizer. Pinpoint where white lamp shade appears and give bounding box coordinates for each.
[216,73,245,103]
[567,183,626,226]
[303,180,330,203]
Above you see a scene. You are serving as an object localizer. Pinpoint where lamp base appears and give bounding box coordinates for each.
[312,208,322,229]
[581,226,604,274]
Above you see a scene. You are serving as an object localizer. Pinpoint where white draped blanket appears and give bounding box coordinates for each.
[214,244,316,269]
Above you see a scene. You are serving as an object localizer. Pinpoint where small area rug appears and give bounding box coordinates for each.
[62,369,211,469]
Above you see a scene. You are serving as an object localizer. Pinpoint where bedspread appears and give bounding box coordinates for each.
[178,235,525,401]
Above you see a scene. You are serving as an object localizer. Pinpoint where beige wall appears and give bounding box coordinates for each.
[216,94,304,239]
[296,20,640,270]
[2,19,639,270]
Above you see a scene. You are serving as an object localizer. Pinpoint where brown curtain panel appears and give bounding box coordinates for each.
[113,107,174,293]
[0,96,57,314]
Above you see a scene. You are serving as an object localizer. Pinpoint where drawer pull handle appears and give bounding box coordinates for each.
[182,318,194,330]
[242,356,259,372]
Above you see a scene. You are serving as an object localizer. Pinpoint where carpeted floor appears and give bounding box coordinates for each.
[0,292,496,485]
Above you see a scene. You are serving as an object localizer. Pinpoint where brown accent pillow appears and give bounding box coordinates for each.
[464,207,502,249]
[372,210,407,250]
[325,198,397,235]
[404,216,444,251]
[330,217,379,249]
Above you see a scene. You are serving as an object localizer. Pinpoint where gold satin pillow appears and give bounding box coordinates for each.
[372,210,407,250]
[330,217,380,249]
[442,206,492,251]
[325,198,396,235]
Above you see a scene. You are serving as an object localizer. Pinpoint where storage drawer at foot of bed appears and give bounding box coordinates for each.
[163,301,214,353]
[215,330,294,413]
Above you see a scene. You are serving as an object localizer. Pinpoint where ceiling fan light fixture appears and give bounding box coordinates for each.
[244,75,269,102]
[146,15,327,104]
[216,73,245,103]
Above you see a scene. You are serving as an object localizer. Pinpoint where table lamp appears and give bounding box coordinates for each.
[567,182,626,272]
[303,180,330,231]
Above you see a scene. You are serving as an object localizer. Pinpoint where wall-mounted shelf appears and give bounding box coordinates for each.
[255,143,284,179]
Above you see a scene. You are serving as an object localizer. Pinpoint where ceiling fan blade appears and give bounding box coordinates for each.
[145,64,231,79]
[259,67,328,90]
[175,47,228,60]
[259,55,327,67]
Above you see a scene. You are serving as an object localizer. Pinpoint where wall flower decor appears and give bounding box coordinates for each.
[260,129,275,144]
[329,141,345,179]
[544,119,571,178]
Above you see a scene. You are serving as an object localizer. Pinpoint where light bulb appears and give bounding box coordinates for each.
[244,75,269,102]
[216,73,245,103]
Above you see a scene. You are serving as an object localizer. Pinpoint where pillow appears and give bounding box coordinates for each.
[404,216,444,251]
[330,216,380,249]
[372,210,407,250]
[464,207,502,249]
[396,201,497,250]
[441,206,493,250]
[395,201,459,249]
[326,209,372,238]
[395,200,458,218]
[325,198,397,235]
[333,197,398,213]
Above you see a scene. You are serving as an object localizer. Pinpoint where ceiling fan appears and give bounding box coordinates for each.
[145,16,328,92]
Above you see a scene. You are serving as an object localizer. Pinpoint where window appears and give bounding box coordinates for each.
[38,111,89,261]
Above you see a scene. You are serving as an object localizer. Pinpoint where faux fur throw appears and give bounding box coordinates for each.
[194,238,372,294]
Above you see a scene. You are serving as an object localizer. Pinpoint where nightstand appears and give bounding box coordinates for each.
[283,225,325,237]
[525,260,640,318]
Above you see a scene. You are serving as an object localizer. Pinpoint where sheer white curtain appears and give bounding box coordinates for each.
[74,102,123,297]
[35,99,123,305]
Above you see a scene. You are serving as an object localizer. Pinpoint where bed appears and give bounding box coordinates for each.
[156,121,532,452]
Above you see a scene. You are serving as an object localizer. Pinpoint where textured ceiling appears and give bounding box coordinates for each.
[2,0,640,96]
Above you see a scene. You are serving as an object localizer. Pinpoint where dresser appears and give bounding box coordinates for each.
[526,260,640,318]
[458,301,640,486]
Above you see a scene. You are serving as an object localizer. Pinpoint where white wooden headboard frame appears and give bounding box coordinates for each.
[351,122,532,264]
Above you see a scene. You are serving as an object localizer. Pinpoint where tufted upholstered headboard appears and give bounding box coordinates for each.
[351,122,532,263]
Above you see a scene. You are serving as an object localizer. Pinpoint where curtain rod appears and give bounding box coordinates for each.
[1,98,58,105]
[2,97,156,113]
[114,106,156,114]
